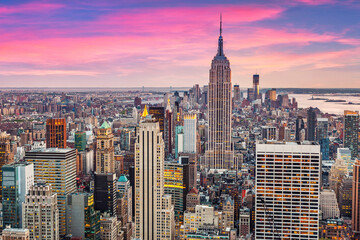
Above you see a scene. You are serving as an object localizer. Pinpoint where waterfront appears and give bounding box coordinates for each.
[289,94,360,115]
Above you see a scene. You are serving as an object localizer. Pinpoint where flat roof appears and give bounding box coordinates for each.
[28,148,74,153]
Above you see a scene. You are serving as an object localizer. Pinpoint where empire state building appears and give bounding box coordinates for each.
[205,16,235,169]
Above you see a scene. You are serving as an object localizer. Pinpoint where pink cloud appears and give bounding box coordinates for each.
[0,3,358,88]
[295,0,336,5]
[0,2,63,14]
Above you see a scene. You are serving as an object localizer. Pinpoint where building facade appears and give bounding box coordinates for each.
[134,118,174,240]
[66,192,100,239]
[183,113,197,153]
[22,183,59,240]
[255,141,320,240]
[2,162,34,229]
[46,118,67,148]
[344,110,359,159]
[25,148,76,237]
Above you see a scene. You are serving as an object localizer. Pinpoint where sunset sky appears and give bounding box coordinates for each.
[0,0,359,88]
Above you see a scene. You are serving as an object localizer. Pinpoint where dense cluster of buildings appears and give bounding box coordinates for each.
[0,19,359,240]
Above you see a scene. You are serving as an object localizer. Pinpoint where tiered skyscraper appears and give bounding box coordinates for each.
[205,16,234,169]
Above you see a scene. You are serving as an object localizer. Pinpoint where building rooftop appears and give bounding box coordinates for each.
[28,148,74,153]
[118,175,128,182]
[100,121,111,129]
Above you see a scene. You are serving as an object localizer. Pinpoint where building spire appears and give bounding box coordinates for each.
[220,13,222,36]
[216,13,224,57]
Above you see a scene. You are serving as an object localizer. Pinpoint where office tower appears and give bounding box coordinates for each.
[205,17,234,170]
[164,99,173,156]
[134,97,142,107]
[2,162,34,228]
[344,110,359,159]
[0,132,14,201]
[94,173,116,216]
[320,189,340,219]
[134,118,174,240]
[46,118,67,148]
[316,118,328,141]
[255,141,320,240]
[175,126,184,158]
[164,161,189,225]
[75,131,86,152]
[295,117,305,141]
[247,88,255,102]
[261,126,277,140]
[117,175,132,223]
[149,106,165,132]
[307,107,317,141]
[233,84,240,102]
[192,84,201,103]
[96,121,115,174]
[66,192,100,239]
[201,85,208,105]
[253,74,260,100]
[338,175,352,218]
[23,183,59,240]
[183,113,197,153]
[2,227,30,240]
[337,148,354,173]
[317,118,330,160]
[25,148,76,237]
[353,160,360,238]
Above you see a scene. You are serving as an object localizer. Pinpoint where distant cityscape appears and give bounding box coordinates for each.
[0,13,360,240]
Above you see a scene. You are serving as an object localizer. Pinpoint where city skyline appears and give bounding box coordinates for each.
[0,0,359,88]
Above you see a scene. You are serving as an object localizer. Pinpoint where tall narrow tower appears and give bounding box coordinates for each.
[96,121,115,174]
[205,15,234,169]
[134,117,174,239]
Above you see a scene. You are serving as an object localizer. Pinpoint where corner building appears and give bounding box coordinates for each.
[255,141,320,240]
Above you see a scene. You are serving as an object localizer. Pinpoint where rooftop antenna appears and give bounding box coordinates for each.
[220,13,222,36]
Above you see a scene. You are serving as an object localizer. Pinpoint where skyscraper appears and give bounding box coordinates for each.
[2,162,34,228]
[233,84,240,102]
[66,192,100,239]
[205,16,234,169]
[96,121,115,174]
[255,141,320,239]
[183,113,197,153]
[344,110,359,159]
[75,131,86,152]
[253,74,260,100]
[0,132,14,201]
[307,107,317,141]
[46,118,67,148]
[94,173,117,216]
[25,148,76,237]
[317,118,329,160]
[23,183,59,240]
[295,117,305,141]
[164,99,173,156]
[134,117,174,240]
[352,160,360,238]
